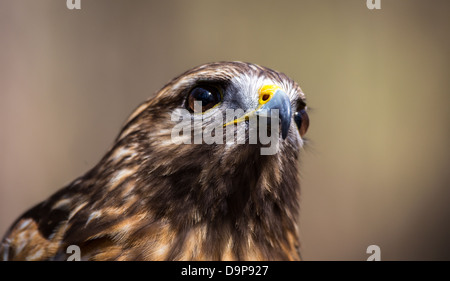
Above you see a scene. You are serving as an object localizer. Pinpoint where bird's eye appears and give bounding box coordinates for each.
[294,109,309,137]
[187,85,222,113]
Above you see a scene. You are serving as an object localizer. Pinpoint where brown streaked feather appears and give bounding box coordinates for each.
[0,61,307,261]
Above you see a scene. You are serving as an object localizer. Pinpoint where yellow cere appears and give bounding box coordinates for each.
[258,84,282,105]
[223,84,282,127]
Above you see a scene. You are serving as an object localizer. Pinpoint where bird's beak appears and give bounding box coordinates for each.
[224,85,292,139]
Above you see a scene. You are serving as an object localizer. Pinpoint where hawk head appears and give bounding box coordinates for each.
[1,61,309,261]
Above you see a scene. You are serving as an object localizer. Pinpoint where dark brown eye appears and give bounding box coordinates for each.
[294,109,309,137]
[187,86,222,113]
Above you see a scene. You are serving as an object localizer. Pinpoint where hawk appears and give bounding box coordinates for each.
[0,61,309,261]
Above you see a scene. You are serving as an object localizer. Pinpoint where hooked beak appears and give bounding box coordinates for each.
[224,85,292,139]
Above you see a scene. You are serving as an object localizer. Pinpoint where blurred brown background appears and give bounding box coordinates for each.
[1,0,449,260]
